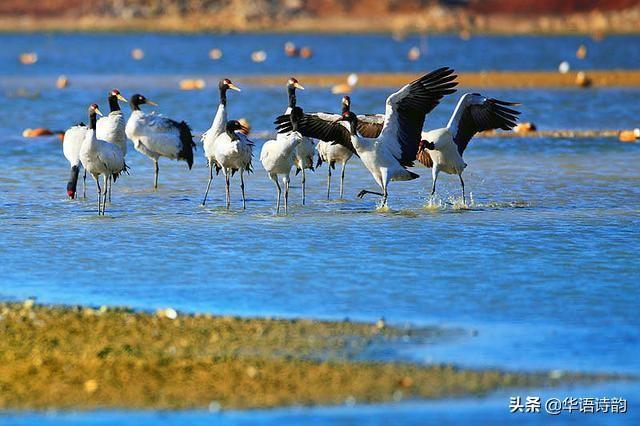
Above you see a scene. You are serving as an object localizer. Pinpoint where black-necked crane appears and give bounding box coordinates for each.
[212,120,254,210]
[63,89,128,199]
[276,67,458,207]
[313,96,354,199]
[281,78,314,205]
[125,94,195,189]
[259,78,305,214]
[260,106,305,214]
[417,93,521,203]
[78,104,127,215]
[201,78,241,206]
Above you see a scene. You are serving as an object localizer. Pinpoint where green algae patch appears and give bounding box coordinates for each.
[0,302,616,410]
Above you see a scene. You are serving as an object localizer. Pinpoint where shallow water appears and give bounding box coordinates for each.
[1,33,639,424]
[2,33,640,78]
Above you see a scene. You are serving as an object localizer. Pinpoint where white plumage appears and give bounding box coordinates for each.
[281,78,314,205]
[260,131,301,214]
[79,104,126,215]
[201,79,242,206]
[62,89,128,199]
[259,77,307,213]
[125,93,195,189]
[417,93,521,203]
[313,96,354,199]
[275,68,458,207]
[213,120,254,210]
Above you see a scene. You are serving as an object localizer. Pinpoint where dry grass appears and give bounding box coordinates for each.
[0,302,618,410]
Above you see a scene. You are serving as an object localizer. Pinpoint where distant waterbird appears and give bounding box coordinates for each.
[276,67,458,207]
[417,93,521,203]
[331,73,358,95]
[201,79,242,206]
[23,128,63,140]
[125,94,195,189]
[78,104,127,215]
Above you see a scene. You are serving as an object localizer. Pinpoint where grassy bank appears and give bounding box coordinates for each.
[0,302,620,410]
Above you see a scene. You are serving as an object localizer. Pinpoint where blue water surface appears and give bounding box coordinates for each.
[1,33,639,77]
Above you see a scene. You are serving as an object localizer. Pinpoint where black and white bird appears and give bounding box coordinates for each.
[260,105,305,214]
[63,89,128,199]
[276,68,458,206]
[99,89,128,201]
[212,120,254,210]
[78,104,127,215]
[201,78,241,206]
[125,94,195,189]
[314,96,355,199]
[259,78,306,214]
[283,78,315,205]
[417,93,521,203]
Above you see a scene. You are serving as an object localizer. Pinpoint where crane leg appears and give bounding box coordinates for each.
[340,162,346,199]
[95,176,102,215]
[202,163,213,206]
[459,173,466,205]
[240,170,246,210]
[225,171,231,210]
[431,167,439,197]
[102,175,109,215]
[357,190,384,199]
[153,159,159,189]
[326,165,332,200]
[82,169,87,199]
[284,178,290,214]
[301,168,306,205]
[271,174,281,213]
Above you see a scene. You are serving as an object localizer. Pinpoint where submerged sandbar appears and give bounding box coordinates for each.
[0,302,620,410]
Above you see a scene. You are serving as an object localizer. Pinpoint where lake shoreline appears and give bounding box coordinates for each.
[0,301,626,411]
[1,11,639,35]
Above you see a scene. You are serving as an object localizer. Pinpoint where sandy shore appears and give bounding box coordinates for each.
[0,301,622,410]
[238,70,640,88]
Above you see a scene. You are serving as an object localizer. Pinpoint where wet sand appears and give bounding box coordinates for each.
[0,302,622,411]
[239,70,640,88]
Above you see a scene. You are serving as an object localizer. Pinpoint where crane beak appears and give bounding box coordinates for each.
[95,107,103,116]
[294,82,305,90]
[228,83,241,92]
[146,100,158,106]
[116,93,128,102]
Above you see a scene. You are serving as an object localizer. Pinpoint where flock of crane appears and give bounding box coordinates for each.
[62,67,521,215]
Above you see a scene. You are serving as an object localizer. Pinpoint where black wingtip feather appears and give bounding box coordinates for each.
[175,121,195,169]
